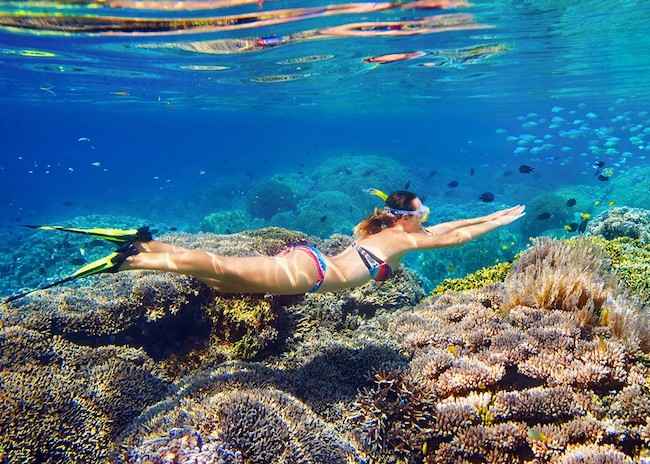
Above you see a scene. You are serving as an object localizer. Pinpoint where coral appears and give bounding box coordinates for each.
[586,206,650,243]
[518,192,574,238]
[310,154,411,199]
[347,276,650,462]
[597,236,650,310]
[199,209,265,234]
[604,165,650,211]
[431,261,511,295]
[348,368,436,461]
[271,190,364,238]
[558,444,633,463]
[0,325,169,463]
[502,237,615,326]
[117,362,361,464]
[245,179,297,221]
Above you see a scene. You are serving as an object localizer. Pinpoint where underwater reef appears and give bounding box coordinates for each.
[1,210,650,463]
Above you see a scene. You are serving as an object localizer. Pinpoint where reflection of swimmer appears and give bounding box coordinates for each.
[0,1,475,36]
[364,51,427,64]
[143,13,489,55]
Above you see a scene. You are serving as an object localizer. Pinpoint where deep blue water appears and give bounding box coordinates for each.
[1,0,650,294]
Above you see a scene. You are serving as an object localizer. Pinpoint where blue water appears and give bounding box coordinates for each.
[1,0,650,293]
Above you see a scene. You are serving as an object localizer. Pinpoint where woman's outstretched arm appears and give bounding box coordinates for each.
[425,205,524,236]
[414,205,525,249]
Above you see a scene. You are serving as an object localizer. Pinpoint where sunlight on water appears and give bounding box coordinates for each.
[2,0,647,110]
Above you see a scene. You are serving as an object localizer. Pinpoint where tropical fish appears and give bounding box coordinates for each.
[578,219,589,233]
[528,428,548,442]
[447,180,459,188]
[537,212,551,220]
[519,165,534,173]
[580,213,591,219]
[566,198,577,207]
[564,223,578,232]
[478,192,495,202]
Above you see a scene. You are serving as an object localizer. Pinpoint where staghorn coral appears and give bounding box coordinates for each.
[491,386,583,422]
[347,272,650,463]
[557,443,633,463]
[117,362,361,464]
[348,368,436,462]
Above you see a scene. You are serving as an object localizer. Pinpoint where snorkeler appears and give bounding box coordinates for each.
[5,190,525,301]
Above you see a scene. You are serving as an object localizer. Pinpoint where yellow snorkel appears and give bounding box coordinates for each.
[364,188,388,201]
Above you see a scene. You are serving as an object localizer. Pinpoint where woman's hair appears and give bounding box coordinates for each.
[353,190,418,237]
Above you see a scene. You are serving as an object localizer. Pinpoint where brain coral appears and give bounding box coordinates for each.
[116,362,361,464]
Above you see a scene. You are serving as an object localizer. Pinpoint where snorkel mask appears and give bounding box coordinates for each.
[365,188,430,223]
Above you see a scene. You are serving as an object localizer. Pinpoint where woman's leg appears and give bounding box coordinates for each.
[119,247,322,294]
[134,240,189,253]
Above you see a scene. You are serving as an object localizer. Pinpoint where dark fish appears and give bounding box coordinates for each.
[593,161,605,168]
[169,227,178,231]
[362,170,372,176]
[447,180,459,188]
[62,240,72,249]
[478,192,495,202]
[320,215,327,222]
[404,180,411,190]
[578,219,588,233]
[246,172,253,178]
[299,163,305,167]
[519,165,534,174]
[87,239,105,247]
[470,168,475,176]
[429,170,438,177]
[39,267,46,275]
[597,174,609,181]
[345,168,352,175]
[566,198,577,207]
[69,258,86,266]
[63,201,73,207]
[537,212,552,220]
[503,170,513,177]
[564,222,578,232]
[225,228,232,234]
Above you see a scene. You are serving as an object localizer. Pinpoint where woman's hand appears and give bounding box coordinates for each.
[486,205,526,225]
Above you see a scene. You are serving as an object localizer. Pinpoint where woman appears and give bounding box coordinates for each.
[8,191,525,301]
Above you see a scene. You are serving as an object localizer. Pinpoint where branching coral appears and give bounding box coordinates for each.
[347,279,650,462]
[0,325,170,463]
[117,362,360,464]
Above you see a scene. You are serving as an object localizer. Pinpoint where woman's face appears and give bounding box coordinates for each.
[399,197,427,232]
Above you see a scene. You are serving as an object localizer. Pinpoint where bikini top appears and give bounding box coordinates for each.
[352,243,392,282]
